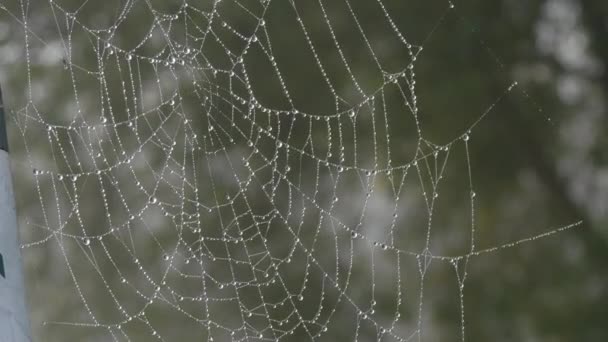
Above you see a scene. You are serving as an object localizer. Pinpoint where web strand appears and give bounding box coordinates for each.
[0,0,581,341]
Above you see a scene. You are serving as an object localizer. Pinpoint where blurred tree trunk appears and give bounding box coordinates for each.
[579,1,608,86]
[574,0,608,258]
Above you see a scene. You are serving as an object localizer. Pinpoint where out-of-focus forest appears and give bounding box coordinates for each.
[0,0,607,341]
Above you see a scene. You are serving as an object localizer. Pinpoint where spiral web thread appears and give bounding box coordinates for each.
[2,0,581,341]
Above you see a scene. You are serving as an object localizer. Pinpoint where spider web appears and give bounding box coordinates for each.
[1,0,581,341]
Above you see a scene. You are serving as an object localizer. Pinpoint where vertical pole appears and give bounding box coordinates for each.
[0,86,32,341]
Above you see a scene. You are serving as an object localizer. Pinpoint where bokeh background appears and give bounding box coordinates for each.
[0,0,607,341]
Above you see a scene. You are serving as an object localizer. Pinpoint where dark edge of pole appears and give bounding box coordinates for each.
[0,253,4,278]
[0,85,8,152]
[0,85,6,279]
